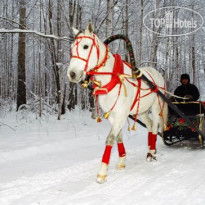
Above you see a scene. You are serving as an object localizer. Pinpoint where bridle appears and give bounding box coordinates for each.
[71,33,109,74]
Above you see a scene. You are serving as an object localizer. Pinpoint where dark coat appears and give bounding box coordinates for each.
[174,83,200,101]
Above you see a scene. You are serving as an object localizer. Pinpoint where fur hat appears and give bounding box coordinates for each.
[181,73,190,82]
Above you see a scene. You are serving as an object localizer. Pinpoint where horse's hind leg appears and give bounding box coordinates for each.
[140,111,157,161]
[116,130,126,169]
[146,100,162,161]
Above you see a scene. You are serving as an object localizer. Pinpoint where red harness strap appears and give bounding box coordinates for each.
[89,54,125,121]
[145,71,167,124]
[130,79,142,124]
[71,34,102,72]
[90,54,124,95]
[130,79,142,111]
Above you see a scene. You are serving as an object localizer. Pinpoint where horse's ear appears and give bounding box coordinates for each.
[72,27,79,36]
[87,22,94,33]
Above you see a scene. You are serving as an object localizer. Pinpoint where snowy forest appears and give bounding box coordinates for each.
[0,0,205,118]
[1,1,205,204]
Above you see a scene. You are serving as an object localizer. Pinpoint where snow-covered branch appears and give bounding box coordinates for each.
[0,29,72,42]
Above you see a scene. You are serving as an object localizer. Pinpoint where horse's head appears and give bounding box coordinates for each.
[67,22,102,83]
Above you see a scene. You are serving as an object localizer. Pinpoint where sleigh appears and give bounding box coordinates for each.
[163,101,205,146]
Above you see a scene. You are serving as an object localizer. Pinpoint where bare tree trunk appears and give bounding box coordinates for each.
[56,0,62,119]
[139,0,144,66]
[68,0,77,111]
[123,0,128,62]
[192,40,196,84]
[164,37,170,88]
[89,89,96,119]
[5,1,9,99]
[17,0,26,111]
[175,40,179,82]
[191,6,196,84]
[39,0,42,117]
[48,0,62,119]
[68,83,75,111]
[42,1,49,102]
[76,0,86,110]
[10,0,15,102]
[61,83,67,115]
[106,0,113,38]
[149,0,162,67]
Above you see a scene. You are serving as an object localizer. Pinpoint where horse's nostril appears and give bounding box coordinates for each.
[70,71,76,79]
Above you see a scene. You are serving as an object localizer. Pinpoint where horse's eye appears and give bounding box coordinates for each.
[83,45,89,49]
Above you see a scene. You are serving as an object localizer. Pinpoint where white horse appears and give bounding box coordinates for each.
[67,23,168,183]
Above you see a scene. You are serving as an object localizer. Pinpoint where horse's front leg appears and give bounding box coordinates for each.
[96,128,118,183]
[97,119,126,183]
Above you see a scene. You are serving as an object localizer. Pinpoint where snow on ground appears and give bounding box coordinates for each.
[0,108,205,205]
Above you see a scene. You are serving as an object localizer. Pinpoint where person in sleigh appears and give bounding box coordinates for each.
[170,73,203,116]
[174,73,200,102]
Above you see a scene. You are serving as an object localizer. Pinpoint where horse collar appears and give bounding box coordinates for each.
[92,54,124,95]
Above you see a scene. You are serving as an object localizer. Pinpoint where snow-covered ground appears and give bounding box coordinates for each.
[1,108,205,205]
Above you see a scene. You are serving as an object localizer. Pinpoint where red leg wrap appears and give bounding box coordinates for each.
[117,143,126,157]
[149,133,157,150]
[102,145,112,164]
[148,132,152,147]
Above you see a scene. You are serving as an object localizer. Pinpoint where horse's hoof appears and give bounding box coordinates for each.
[146,153,157,162]
[96,174,107,184]
[116,163,126,170]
